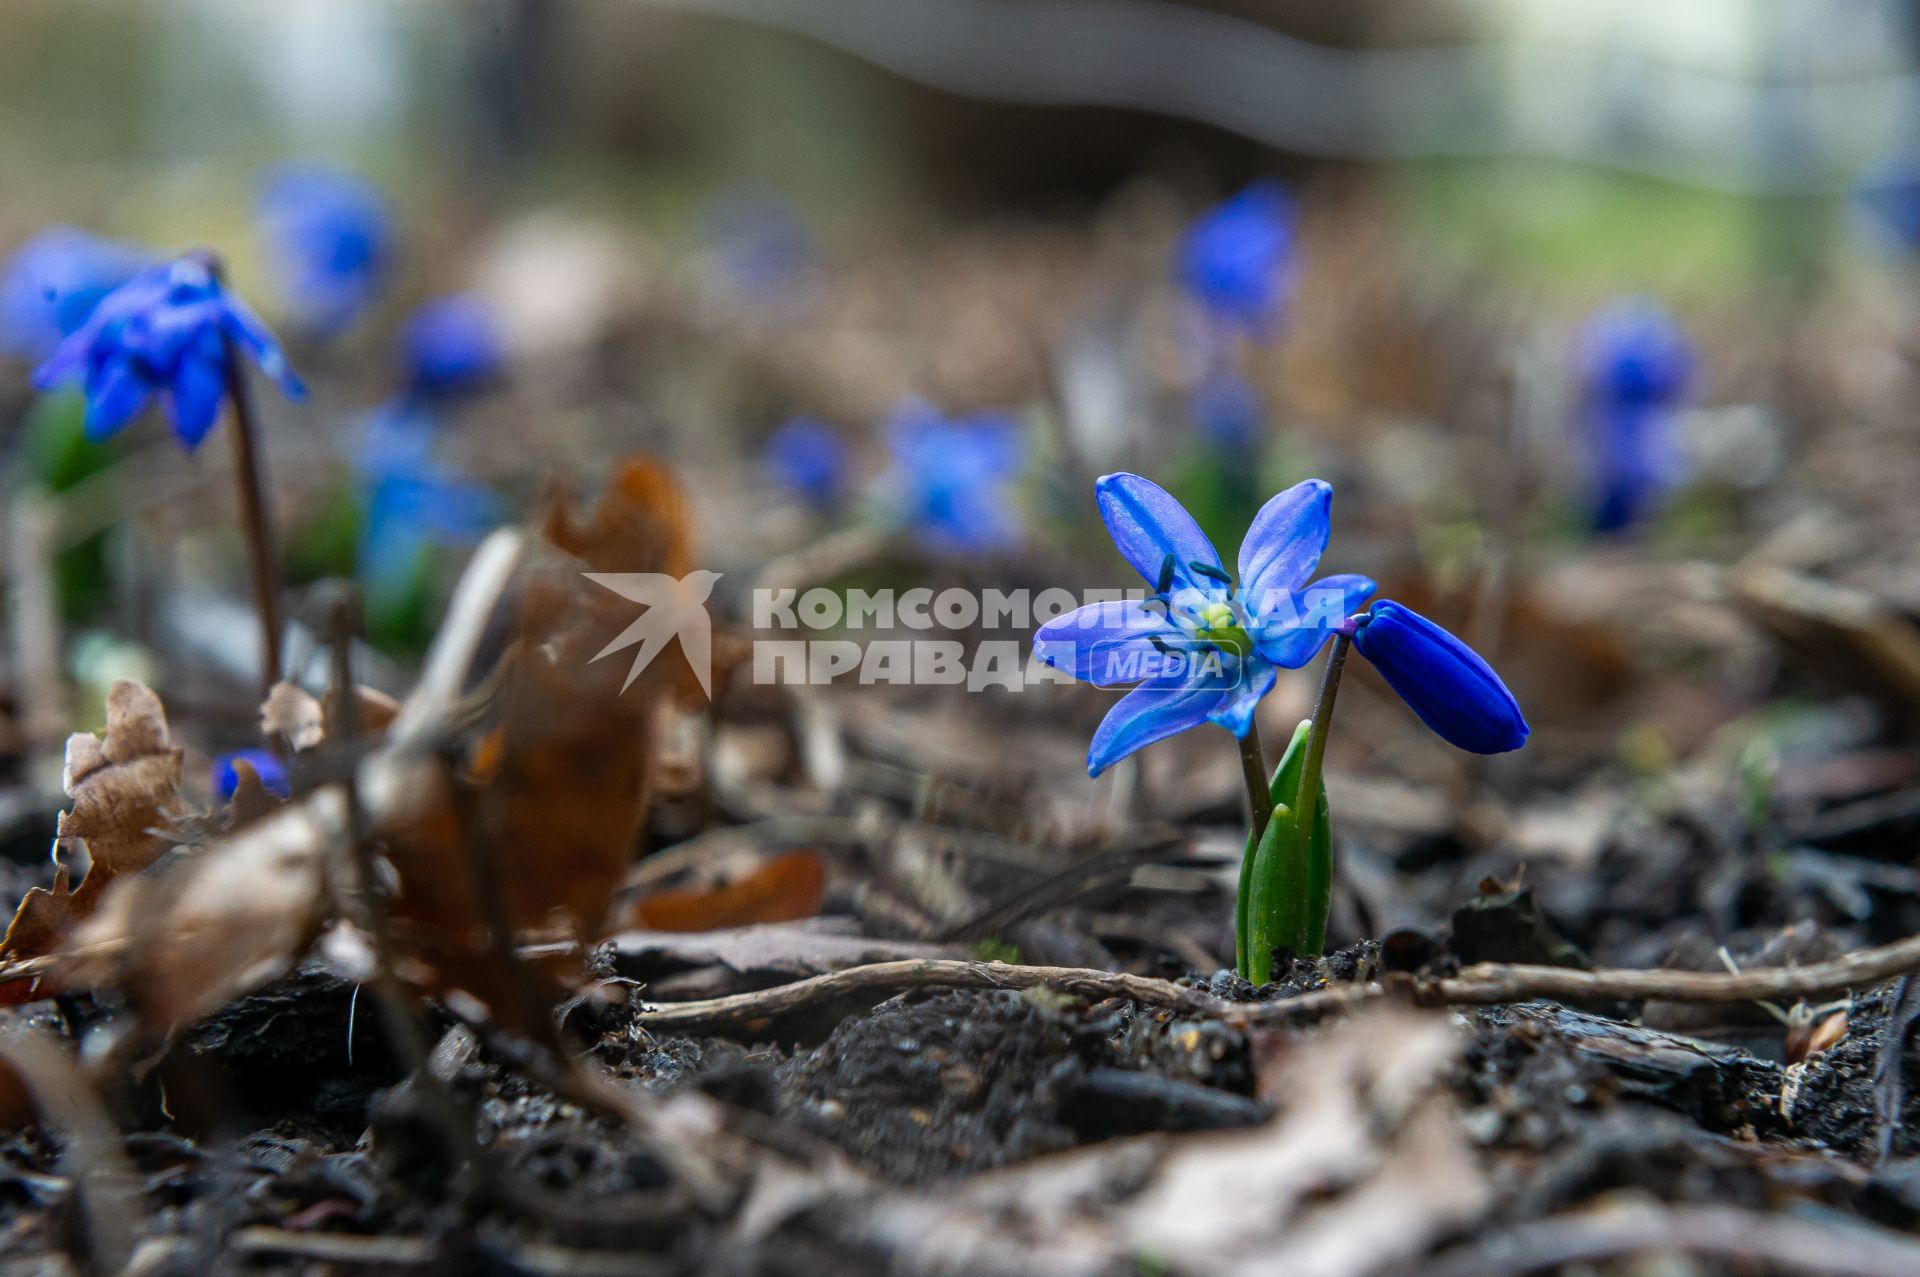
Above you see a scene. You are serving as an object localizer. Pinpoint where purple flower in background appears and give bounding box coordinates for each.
[764,417,850,507]
[256,163,393,335]
[1350,602,1528,754]
[399,295,505,401]
[1177,182,1297,336]
[885,400,1025,554]
[1034,475,1374,775]
[0,228,148,359]
[33,255,304,449]
[1578,299,1694,532]
[357,403,502,604]
[213,748,290,802]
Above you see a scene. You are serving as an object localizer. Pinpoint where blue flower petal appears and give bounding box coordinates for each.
[212,748,290,801]
[1177,182,1295,335]
[763,417,849,506]
[170,344,226,448]
[1237,478,1330,601]
[1035,599,1179,686]
[32,331,89,391]
[885,400,1026,554]
[220,297,306,399]
[84,358,151,440]
[1095,472,1226,597]
[1087,671,1226,776]
[400,295,505,400]
[1204,659,1276,738]
[32,255,302,447]
[1,228,148,358]
[1352,601,1528,754]
[256,163,392,335]
[1251,573,1375,668]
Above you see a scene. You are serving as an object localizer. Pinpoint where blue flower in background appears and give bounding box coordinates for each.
[1177,182,1296,336]
[1854,162,1920,253]
[764,417,850,507]
[399,295,505,401]
[256,163,393,335]
[1190,367,1262,450]
[1035,474,1375,775]
[33,255,305,449]
[885,400,1025,553]
[702,186,812,302]
[1351,602,1528,754]
[357,402,502,606]
[1577,300,1694,532]
[213,748,290,802]
[0,228,148,359]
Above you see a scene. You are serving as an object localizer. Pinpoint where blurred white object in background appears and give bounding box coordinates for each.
[162,0,409,151]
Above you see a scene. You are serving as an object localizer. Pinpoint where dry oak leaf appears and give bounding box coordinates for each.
[380,458,704,1028]
[1,680,184,959]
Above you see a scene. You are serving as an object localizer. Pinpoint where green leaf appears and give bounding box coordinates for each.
[1237,718,1333,984]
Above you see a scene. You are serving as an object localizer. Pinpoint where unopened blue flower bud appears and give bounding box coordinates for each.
[1352,601,1528,754]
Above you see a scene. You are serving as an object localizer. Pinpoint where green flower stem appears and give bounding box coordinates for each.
[1238,720,1273,841]
[1234,723,1272,976]
[200,252,284,697]
[1294,630,1351,846]
[1242,721,1327,982]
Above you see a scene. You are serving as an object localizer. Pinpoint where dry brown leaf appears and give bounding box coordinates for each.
[220,756,283,828]
[0,535,528,1029]
[261,681,325,752]
[381,458,704,1028]
[1,680,184,959]
[64,797,329,1031]
[630,850,826,932]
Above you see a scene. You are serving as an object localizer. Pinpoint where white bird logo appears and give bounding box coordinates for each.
[583,570,723,698]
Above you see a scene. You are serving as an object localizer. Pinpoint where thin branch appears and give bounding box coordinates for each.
[638,958,1378,1032]
[638,929,1920,1033]
[1430,932,1920,1005]
[1411,1201,1920,1277]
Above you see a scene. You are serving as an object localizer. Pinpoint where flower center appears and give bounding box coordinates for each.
[1194,600,1253,660]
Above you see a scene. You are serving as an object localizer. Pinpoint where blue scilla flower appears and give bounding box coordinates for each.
[1351,602,1528,754]
[213,748,290,802]
[1177,181,1296,336]
[357,402,503,605]
[1190,366,1262,451]
[0,228,149,359]
[885,400,1025,553]
[1035,474,1375,775]
[1578,300,1693,532]
[256,163,393,335]
[33,255,305,449]
[764,417,850,507]
[399,295,505,401]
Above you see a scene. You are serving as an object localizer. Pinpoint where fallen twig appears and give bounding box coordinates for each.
[637,958,1374,1031]
[1410,1200,1920,1277]
[225,1226,677,1276]
[638,929,1920,1033]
